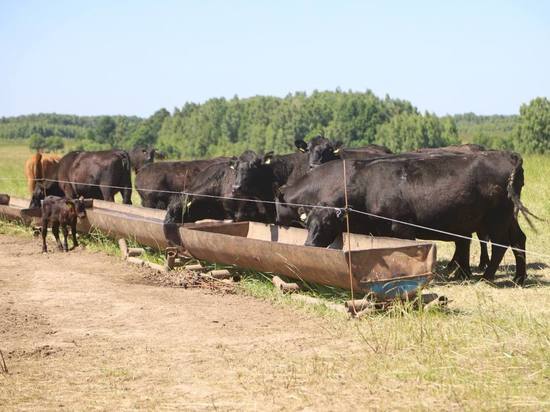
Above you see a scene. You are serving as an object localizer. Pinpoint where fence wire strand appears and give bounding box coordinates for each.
[1,176,549,260]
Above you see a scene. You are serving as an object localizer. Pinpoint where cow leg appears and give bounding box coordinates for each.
[477,231,490,271]
[122,187,132,205]
[445,248,459,271]
[60,183,75,199]
[61,224,69,252]
[52,222,63,251]
[71,221,79,249]
[481,231,508,282]
[100,187,115,202]
[41,220,48,253]
[509,219,527,286]
[453,238,472,279]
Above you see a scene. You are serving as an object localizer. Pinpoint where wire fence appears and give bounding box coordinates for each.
[1,176,549,260]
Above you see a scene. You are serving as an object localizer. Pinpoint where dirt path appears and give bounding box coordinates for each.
[0,235,356,410]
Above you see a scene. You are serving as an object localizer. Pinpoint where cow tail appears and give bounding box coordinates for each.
[506,153,541,231]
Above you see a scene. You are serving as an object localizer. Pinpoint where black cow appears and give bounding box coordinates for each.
[294,135,392,169]
[276,152,536,285]
[128,146,157,173]
[54,150,133,204]
[292,141,493,270]
[164,151,272,225]
[30,150,132,208]
[40,195,86,253]
[135,157,228,209]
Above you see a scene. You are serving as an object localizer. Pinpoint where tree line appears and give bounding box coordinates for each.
[0,92,548,156]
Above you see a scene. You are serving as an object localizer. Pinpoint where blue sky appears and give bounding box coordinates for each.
[1,0,548,117]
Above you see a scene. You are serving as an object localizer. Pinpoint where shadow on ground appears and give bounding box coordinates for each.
[432,260,550,288]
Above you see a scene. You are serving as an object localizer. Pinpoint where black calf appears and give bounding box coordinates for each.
[40,196,86,253]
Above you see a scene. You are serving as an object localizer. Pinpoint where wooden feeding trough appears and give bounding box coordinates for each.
[0,196,170,250]
[179,222,436,300]
[0,196,38,225]
[76,199,170,250]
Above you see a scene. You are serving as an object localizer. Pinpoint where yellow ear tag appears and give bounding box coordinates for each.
[230,165,235,170]
[299,148,306,153]
[186,201,193,208]
[265,158,271,165]
[300,213,307,221]
[67,203,74,210]
[333,148,341,154]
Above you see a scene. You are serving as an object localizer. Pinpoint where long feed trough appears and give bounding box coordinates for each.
[1,194,437,299]
[179,222,436,299]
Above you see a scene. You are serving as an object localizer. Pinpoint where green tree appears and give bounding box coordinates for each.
[375,112,457,152]
[95,116,117,146]
[514,97,550,153]
[29,134,46,151]
[45,136,64,152]
[126,108,170,148]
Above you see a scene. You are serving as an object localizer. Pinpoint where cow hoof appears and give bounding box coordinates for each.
[512,276,526,287]
[452,268,471,281]
[445,262,457,272]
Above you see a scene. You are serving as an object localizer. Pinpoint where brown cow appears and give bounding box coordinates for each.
[25,152,61,194]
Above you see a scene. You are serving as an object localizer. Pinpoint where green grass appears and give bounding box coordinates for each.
[1,140,550,409]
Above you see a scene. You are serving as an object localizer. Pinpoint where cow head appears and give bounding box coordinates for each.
[230,150,274,196]
[129,146,156,173]
[303,207,345,248]
[71,196,87,219]
[294,135,344,169]
[29,184,45,209]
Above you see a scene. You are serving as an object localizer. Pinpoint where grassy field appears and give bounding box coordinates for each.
[1,140,549,409]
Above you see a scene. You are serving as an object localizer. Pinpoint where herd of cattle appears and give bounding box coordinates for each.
[25,136,539,285]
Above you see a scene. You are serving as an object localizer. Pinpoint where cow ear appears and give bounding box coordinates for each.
[295,140,308,153]
[263,151,274,165]
[298,207,308,222]
[335,208,346,222]
[333,140,344,155]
